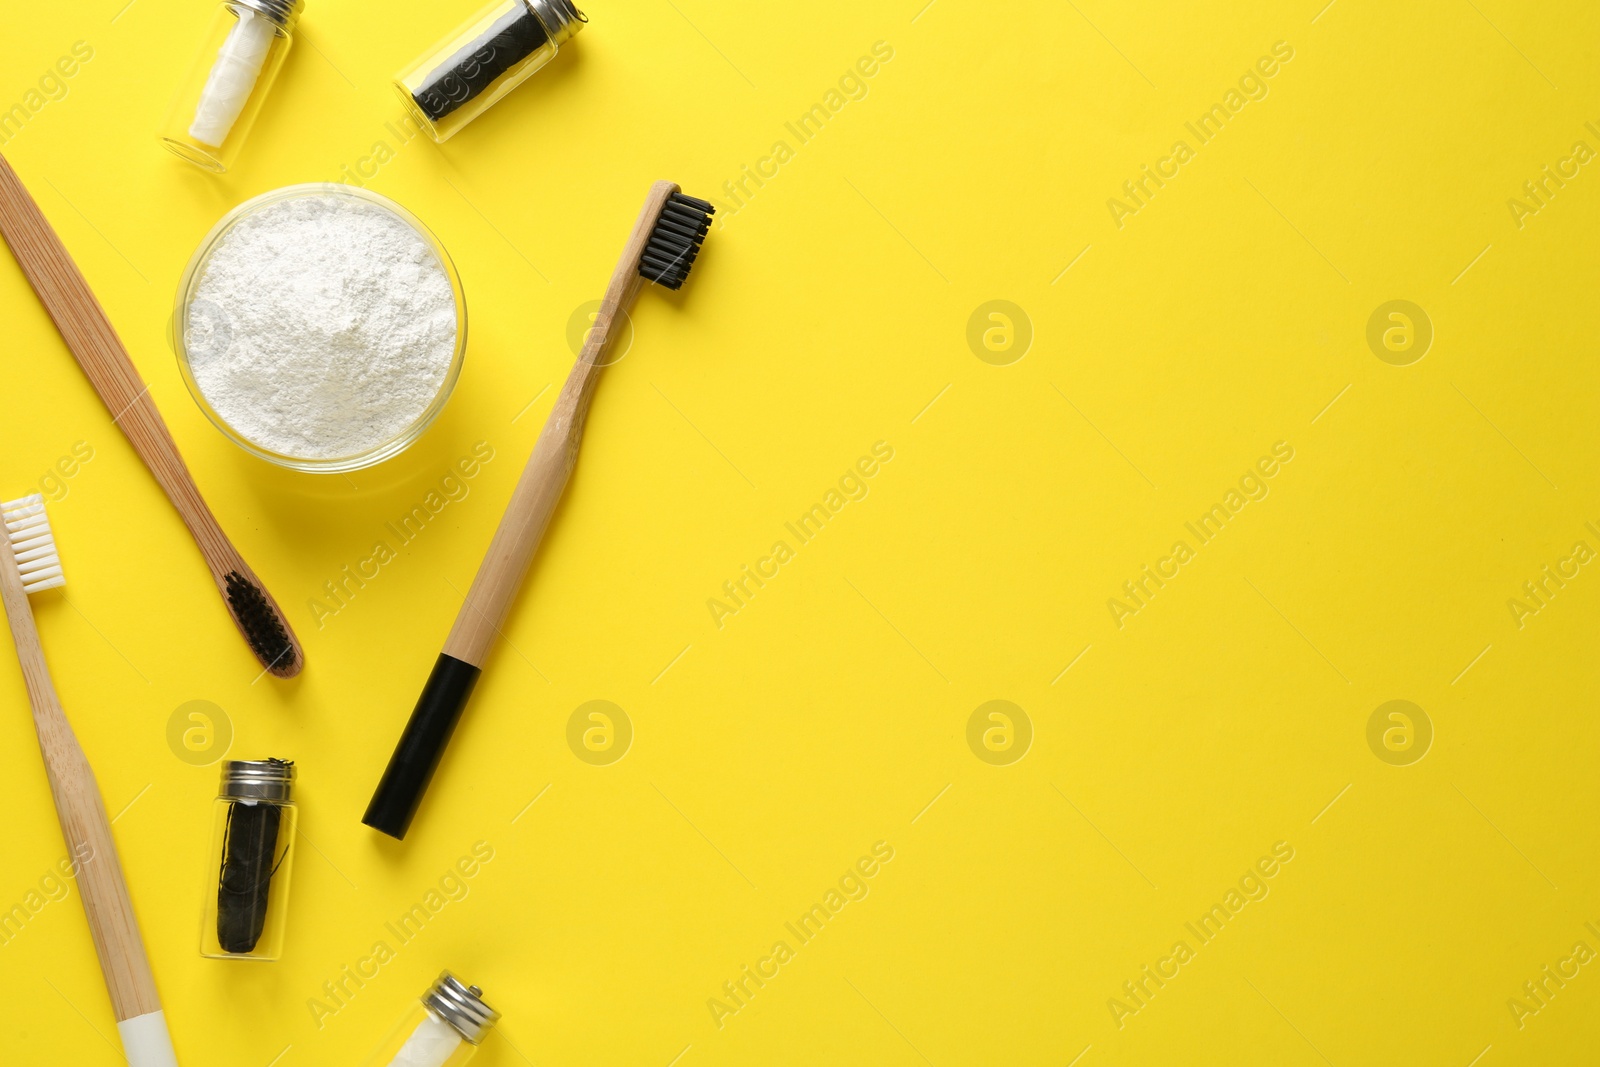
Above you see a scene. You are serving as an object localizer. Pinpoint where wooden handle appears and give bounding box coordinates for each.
[0,151,302,677]
[0,556,162,1024]
[442,180,678,665]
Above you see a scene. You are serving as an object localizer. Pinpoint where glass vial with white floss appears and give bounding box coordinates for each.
[365,972,500,1067]
[395,0,586,143]
[161,0,303,173]
[200,759,296,961]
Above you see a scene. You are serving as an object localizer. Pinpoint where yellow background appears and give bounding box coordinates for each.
[1,0,1597,1064]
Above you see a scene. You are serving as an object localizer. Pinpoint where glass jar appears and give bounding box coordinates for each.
[200,759,296,961]
[395,0,586,143]
[365,973,500,1067]
[161,0,303,172]
[171,184,468,473]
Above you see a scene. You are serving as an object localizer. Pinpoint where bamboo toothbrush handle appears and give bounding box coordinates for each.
[363,181,678,839]
[0,151,302,678]
[0,559,178,1066]
[0,153,219,558]
[444,180,676,663]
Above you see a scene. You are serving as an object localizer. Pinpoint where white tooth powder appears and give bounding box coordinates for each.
[185,192,458,461]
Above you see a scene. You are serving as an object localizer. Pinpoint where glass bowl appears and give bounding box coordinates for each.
[172,183,467,473]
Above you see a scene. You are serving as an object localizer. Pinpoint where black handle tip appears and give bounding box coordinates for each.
[363,654,482,840]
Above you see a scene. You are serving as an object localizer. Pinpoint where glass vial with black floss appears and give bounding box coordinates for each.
[395,0,586,143]
[201,759,297,961]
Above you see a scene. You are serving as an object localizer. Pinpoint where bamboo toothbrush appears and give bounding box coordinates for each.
[0,495,179,1067]
[364,181,715,839]
[0,152,302,678]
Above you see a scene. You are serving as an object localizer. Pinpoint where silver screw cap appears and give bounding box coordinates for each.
[527,0,587,46]
[220,759,295,802]
[423,972,500,1045]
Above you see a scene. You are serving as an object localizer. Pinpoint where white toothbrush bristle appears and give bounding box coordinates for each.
[2,494,65,594]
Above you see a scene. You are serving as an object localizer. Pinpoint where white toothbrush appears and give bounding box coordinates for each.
[0,495,179,1067]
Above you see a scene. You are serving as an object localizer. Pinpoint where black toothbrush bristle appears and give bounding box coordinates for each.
[639,193,715,290]
[225,572,297,676]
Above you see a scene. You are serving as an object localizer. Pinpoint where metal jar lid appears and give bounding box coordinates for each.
[527,0,587,46]
[233,0,305,33]
[423,972,500,1045]
[220,759,295,802]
